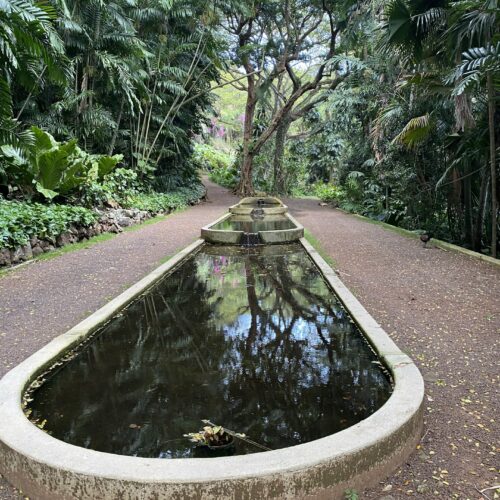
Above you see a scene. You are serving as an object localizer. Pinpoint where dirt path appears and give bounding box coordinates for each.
[1,185,498,499]
[287,198,499,500]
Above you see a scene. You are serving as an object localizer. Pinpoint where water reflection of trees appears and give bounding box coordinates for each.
[30,244,391,458]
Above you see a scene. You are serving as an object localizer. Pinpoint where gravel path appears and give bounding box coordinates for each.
[287,198,500,500]
[0,184,498,499]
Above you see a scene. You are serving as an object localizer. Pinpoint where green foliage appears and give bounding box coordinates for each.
[0,199,97,249]
[344,489,359,500]
[195,142,238,190]
[79,168,139,207]
[314,183,345,204]
[290,0,497,251]
[0,180,205,250]
[121,185,206,213]
[209,166,239,190]
[211,74,248,142]
[1,127,122,200]
[1,0,224,197]
[193,143,234,172]
[0,0,67,147]
[207,152,239,190]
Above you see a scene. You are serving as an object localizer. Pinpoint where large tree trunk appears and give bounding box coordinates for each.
[239,151,255,196]
[473,168,489,251]
[236,75,257,196]
[463,173,473,247]
[272,117,291,194]
[487,72,497,257]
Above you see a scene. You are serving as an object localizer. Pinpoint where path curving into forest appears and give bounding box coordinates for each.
[0,181,498,499]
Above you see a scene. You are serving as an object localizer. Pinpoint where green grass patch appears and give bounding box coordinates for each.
[35,233,117,262]
[158,254,172,265]
[123,203,191,233]
[304,229,337,269]
[348,212,419,239]
[0,233,117,279]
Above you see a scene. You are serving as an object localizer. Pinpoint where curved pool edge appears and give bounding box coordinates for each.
[200,212,242,244]
[0,238,424,500]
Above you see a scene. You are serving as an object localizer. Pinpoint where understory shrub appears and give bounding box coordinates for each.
[0,199,97,249]
[121,185,206,213]
[314,183,345,204]
[193,143,234,171]
[208,164,239,189]
[79,167,206,212]
[193,143,238,189]
[78,168,140,207]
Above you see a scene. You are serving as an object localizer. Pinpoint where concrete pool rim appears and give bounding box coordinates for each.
[229,196,288,215]
[201,212,304,244]
[0,235,424,499]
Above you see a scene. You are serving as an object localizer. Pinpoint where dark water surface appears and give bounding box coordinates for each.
[28,243,392,458]
[211,215,295,232]
[239,201,280,208]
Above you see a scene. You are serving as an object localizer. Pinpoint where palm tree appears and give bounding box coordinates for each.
[0,0,66,148]
[49,0,144,151]
[447,0,499,256]
[380,0,499,255]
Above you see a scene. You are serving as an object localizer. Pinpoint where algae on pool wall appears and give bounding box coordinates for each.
[27,243,392,458]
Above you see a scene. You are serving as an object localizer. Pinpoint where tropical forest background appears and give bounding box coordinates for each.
[0,0,498,261]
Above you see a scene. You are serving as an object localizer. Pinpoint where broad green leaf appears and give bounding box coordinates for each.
[36,139,78,191]
[31,126,58,154]
[58,160,88,194]
[97,154,123,178]
[34,182,58,200]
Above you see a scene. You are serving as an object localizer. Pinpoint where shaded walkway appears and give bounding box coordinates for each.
[0,184,498,499]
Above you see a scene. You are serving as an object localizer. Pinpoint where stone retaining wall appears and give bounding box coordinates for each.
[0,208,164,268]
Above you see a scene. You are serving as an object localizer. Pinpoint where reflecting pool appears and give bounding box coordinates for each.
[28,243,392,458]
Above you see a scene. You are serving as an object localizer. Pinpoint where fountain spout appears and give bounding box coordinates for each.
[241,232,260,246]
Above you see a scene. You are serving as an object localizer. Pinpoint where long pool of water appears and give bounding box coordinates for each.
[211,215,295,232]
[27,243,392,458]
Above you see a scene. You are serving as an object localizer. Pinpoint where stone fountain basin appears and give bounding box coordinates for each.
[201,212,304,244]
[0,234,424,499]
[229,196,288,215]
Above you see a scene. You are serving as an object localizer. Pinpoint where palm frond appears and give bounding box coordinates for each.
[392,113,434,148]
